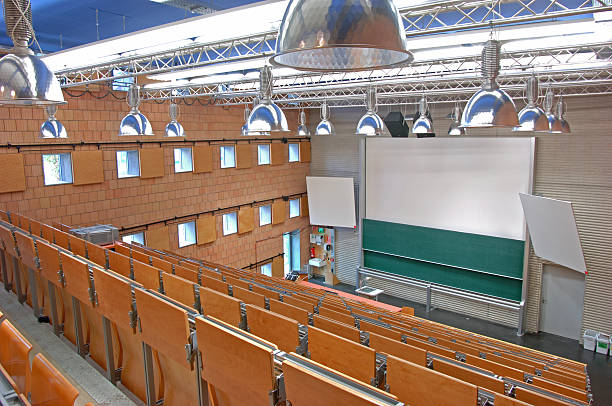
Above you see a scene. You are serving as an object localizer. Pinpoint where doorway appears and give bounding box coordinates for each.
[283,230,301,276]
[540,264,585,340]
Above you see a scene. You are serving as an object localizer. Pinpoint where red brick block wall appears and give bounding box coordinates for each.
[0,91,311,270]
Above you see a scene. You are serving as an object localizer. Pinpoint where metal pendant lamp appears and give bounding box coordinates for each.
[356,87,384,136]
[0,0,65,105]
[556,97,571,134]
[543,89,562,133]
[315,102,335,135]
[119,85,153,136]
[412,97,434,135]
[461,40,518,128]
[270,0,414,72]
[513,76,548,132]
[297,110,311,136]
[165,102,184,137]
[240,104,251,136]
[447,105,465,136]
[246,66,289,135]
[40,105,67,138]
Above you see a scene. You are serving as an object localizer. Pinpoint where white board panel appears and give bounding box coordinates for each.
[306,176,356,228]
[365,138,534,240]
[519,193,587,273]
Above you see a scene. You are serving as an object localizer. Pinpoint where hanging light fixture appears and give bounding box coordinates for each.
[315,102,335,135]
[543,88,563,133]
[270,0,413,72]
[356,87,384,136]
[297,110,311,136]
[0,0,65,105]
[513,76,548,132]
[246,66,289,135]
[165,102,184,137]
[119,85,153,136]
[447,105,465,136]
[461,40,518,128]
[40,105,67,138]
[240,104,251,136]
[556,96,571,134]
[412,97,434,135]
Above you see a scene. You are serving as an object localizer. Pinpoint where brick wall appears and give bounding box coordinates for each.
[0,90,311,270]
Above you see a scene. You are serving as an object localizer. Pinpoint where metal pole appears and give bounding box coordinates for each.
[0,251,11,291]
[47,281,62,336]
[102,316,118,384]
[72,297,87,357]
[28,268,40,318]
[12,257,24,303]
[142,342,156,406]
[426,284,432,314]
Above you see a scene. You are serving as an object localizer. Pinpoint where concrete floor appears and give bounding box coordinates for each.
[310,278,612,406]
[0,288,137,406]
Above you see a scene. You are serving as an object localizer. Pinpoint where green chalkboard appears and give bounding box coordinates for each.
[362,219,524,301]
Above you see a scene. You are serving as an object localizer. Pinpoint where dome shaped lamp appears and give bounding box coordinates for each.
[556,96,571,134]
[447,105,465,136]
[543,89,563,133]
[246,66,289,135]
[412,97,434,135]
[513,76,548,132]
[40,105,67,138]
[270,0,414,72]
[0,0,65,106]
[297,110,311,136]
[315,102,335,135]
[461,40,519,128]
[165,102,184,137]
[356,87,385,136]
[119,85,153,136]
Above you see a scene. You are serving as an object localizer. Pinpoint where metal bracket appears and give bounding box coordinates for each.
[193,285,202,313]
[57,269,66,287]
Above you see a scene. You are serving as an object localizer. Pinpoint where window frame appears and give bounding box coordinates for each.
[220,145,236,169]
[174,147,193,173]
[222,212,238,236]
[116,150,141,179]
[261,263,272,277]
[289,198,301,218]
[257,144,271,166]
[177,221,197,248]
[42,153,74,186]
[259,204,272,226]
[288,143,300,162]
[122,232,145,245]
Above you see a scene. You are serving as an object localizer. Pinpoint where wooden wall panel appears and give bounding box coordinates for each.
[0,153,26,193]
[146,226,170,250]
[238,207,254,234]
[72,151,104,185]
[272,200,285,225]
[140,148,165,179]
[300,142,311,163]
[193,145,213,173]
[236,144,252,169]
[301,196,309,218]
[270,143,285,166]
[197,216,216,245]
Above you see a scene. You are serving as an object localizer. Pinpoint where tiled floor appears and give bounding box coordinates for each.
[309,278,612,406]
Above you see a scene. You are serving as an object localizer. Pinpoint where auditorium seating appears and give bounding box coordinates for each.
[0,211,592,406]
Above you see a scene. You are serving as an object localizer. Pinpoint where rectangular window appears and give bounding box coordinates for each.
[116,150,140,178]
[259,205,272,226]
[220,146,236,169]
[122,232,145,245]
[42,153,73,186]
[288,143,300,162]
[261,263,272,277]
[178,221,196,247]
[289,199,300,218]
[257,144,270,165]
[223,212,238,235]
[174,147,193,173]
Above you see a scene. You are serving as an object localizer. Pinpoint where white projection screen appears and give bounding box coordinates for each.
[519,193,587,273]
[306,176,356,228]
[365,138,534,240]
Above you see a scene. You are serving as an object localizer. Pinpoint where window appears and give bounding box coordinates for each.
[116,150,140,178]
[174,148,193,173]
[257,144,270,165]
[178,221,196,247]
[259,205,272,226]
[122,232,145,245]
[261,263,272,277]
[42,153,73,186]
[288,143,300,162]
[283,230,301,276]
[289,199,300,218]
[223,212,238,235]
[220,146,236,168]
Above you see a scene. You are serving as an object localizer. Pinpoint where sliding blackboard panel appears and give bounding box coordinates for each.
[362,219,524,301]
[363,251,522,301]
